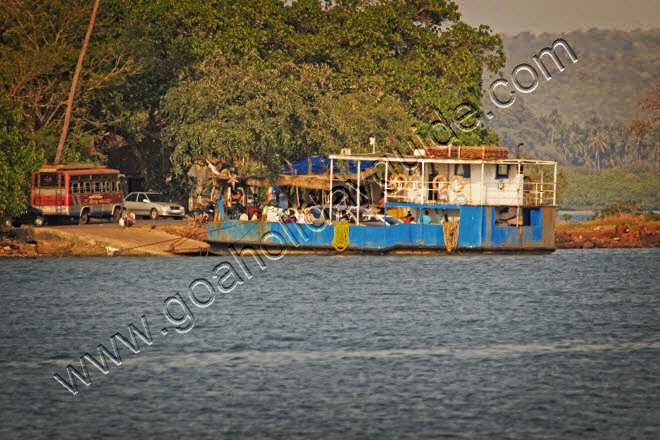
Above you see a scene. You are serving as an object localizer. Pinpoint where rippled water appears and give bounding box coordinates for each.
[1,249,658,439]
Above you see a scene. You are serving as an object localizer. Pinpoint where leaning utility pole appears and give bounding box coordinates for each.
[54,0,101,165]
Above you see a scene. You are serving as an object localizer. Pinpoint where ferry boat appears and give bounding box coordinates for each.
[205,145,558,254]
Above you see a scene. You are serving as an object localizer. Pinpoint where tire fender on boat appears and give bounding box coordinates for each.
[450,175,466,192]
[432,174,448,192]
[387,174,405,193]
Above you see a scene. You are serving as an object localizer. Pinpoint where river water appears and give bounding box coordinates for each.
[0,249,658,439]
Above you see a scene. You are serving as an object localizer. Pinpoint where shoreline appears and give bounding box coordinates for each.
[556,214,660,249]
[2,214,659,258]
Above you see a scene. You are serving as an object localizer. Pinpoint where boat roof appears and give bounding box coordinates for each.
[328,151,557,166]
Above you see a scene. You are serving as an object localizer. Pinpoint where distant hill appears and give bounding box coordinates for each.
[483,29,659,125]
[481,29,659,167]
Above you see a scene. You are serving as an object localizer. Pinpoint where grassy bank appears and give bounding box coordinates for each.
[558,167,660,211]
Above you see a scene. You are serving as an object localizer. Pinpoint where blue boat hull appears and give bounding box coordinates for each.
[206,205,556,254]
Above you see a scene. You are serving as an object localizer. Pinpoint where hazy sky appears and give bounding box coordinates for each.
[453,0,659,34]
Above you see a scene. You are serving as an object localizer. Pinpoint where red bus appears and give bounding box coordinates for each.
[31,165,126,224]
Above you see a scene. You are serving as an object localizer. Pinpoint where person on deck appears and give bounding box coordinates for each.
[296,207,306,224]
[266,202,281,222]
[420,210,432,224]
[283,209,297,223]
[216,192,225,221]
[278,192,288,212]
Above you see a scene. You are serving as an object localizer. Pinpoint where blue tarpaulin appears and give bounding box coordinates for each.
[281,156,377,174]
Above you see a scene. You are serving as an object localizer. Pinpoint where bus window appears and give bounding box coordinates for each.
[71,183,80,194]
[93,181,101,192]
[84,182,91,193]
[39,173,58,187]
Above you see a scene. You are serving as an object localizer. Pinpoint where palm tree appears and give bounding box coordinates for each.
[590,132,608,170]
[626,80,660,167]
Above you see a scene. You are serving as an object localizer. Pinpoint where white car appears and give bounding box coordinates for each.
[122,192,185,219]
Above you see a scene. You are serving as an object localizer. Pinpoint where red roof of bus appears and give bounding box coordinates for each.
[36,165,120,175]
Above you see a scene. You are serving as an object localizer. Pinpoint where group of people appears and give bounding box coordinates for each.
[217,187,440,226]
[261,202,310,224]
[403,209,433,224]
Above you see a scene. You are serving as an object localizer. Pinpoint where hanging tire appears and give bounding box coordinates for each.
[387,174,404,193]
[150,208,159,220]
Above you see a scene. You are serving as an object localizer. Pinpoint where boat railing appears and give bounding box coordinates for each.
[384,175,557,207]
[523,181,556,206]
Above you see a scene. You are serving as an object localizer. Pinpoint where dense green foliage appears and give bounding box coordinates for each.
[156,0,505,180]
[1,0,505,192]
[0,0,136,160]
[0,93,45,217]
[559,167,660,210]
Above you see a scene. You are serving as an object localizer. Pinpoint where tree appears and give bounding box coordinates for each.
[589,130,608,170]
[627,80,660,167]
[160,0,506,180]
[162,58,414,178]
[0,0,136,161]
[0,93,45,217]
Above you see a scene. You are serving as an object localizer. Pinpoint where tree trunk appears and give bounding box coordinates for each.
[54,0,102,164]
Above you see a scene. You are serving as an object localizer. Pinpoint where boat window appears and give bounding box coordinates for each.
[454,164,471,178]
[494,207,540,227]
[496,164,510,179]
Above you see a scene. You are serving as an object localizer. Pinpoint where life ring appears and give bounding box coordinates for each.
[387,173,405,193]
[450,175,466,192]
[432,174,448,192]
[409,173,423,190]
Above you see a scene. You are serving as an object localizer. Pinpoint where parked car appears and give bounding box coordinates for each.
[2,205,45,227]
[122,192,186,219]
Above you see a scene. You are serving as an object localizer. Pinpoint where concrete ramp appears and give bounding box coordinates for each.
[9,224,209,257]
